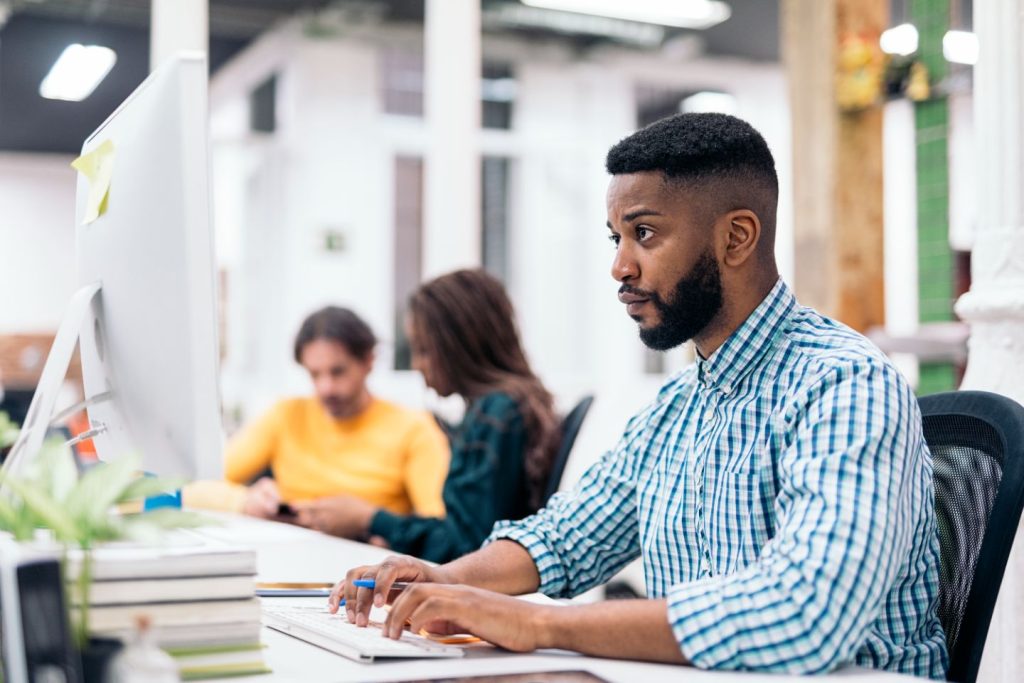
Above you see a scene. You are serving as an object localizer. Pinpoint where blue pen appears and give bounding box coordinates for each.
[352,579,412,590]
[335,580,412,608]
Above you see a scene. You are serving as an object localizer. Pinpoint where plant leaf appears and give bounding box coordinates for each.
[40,438,79,503]
[0,496,21,533]
[64,454,141,525]
[87,516,126,543]
[117,475,186,503]
[128,508,212,529]
[0,476,80,541]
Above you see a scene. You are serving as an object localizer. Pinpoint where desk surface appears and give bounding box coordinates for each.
[193,515,923,683]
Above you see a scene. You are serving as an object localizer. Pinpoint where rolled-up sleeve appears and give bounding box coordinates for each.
[667,361,926,673]
[488,404,660,598]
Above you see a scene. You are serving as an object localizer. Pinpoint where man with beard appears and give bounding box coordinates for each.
[328,114,948,678]
[211,306,448,522]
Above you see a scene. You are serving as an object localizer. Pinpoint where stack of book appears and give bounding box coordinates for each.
[68,533,270,680]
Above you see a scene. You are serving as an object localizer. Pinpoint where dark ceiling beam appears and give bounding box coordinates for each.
[6,0,330,38]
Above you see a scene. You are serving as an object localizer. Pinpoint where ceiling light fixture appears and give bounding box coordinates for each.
[519,0,731,30]
[483,5,665,48]
[39,44,117,102]
[943,30,978,65]
[880,23,919,56]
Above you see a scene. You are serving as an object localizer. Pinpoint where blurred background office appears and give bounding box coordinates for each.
[2,1,1024,679]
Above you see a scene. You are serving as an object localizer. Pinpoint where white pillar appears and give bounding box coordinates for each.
[422,0,481,277]
[151,0,209,71]
[954,2,1024,681]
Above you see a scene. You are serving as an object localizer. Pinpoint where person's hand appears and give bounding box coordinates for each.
[328,555,454,626]
[242,477,281,519]
[383,583,554,653]
[293,494,376,539]
[367,535,390,549]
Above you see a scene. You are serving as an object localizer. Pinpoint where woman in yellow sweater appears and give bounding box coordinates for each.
[215,307,449,519]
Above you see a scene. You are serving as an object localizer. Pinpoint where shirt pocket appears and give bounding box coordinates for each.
[706,468,766,572]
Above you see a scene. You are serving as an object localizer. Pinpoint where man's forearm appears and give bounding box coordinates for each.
[443,540,541,595]
[538,598,686,664]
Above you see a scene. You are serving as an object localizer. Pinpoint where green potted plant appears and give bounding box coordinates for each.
[0,438,209,681]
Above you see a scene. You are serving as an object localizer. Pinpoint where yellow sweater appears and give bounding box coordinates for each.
[222,397,449,516]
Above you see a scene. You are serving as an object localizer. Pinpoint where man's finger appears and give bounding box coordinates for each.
[327,579,345,613]
[354,571,378,627]
[343,566,369,623]
[384,583,430,639]
[373,559,405,608]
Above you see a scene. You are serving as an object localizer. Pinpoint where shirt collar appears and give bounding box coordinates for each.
[695,278,796,394]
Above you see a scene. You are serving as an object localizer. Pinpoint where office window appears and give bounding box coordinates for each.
[482,63,516,130]
[481,156,511,283]
[393,156,424,370]
[381,47,425,117]
[249,74,277,133]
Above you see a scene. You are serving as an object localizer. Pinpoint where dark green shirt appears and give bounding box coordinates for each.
[368,392,532,563]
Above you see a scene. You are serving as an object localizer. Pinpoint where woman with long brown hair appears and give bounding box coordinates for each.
[295,269,560,562]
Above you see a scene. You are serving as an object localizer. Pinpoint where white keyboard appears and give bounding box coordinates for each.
[262,604,466,662]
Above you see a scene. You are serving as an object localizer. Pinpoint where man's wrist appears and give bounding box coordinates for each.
[532,604,566,651]
[355,502,379,538]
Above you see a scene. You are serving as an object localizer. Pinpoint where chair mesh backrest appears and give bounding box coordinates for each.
[925,413,1005,656]
[543,396,594,505]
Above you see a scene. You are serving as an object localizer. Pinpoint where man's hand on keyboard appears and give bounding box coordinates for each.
[329,555,455,626]
[383,583,555,654]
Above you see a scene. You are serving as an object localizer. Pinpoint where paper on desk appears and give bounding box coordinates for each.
[71,139,115,224]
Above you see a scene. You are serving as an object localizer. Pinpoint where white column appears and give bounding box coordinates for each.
[422,0,481,277]
[151,0,209,71]
[954,2,1024,681]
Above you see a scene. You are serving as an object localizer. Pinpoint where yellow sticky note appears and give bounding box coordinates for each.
[71,139,115,224]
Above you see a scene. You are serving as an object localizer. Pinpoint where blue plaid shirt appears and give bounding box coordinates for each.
[491,279,948,678]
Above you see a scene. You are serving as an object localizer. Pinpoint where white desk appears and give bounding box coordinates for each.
[194,515,925,683]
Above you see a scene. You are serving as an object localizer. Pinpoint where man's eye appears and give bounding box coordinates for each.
[607,234,620,247]
[636,226,652,241]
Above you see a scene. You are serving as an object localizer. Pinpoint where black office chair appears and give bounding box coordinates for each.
[542,395,594,506]
[919,390,1024,683]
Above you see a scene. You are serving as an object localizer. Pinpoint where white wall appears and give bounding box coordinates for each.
[0,153,78,333]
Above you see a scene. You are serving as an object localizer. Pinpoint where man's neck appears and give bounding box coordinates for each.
[693,273,778,359]
[330,390,373,421]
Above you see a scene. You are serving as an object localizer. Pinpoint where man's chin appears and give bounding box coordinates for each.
[638,323,691,352]
[630,312,659,327]
[321,402,345,417]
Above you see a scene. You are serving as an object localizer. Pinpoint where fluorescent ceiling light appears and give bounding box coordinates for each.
[943,30,978,65]
[880,23,919,56]
[520,0,731,30]
[483,5,665,48]
[680,91,738,115]
[40,44,117,102]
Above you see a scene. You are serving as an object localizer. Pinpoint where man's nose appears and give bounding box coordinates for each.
[611,242,639,282]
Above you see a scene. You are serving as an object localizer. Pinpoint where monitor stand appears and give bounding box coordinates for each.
[1,282,107,482]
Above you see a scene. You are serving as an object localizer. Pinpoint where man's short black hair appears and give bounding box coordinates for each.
[606,112,778,190]
[606,113,779,241]
[294,306,376,363]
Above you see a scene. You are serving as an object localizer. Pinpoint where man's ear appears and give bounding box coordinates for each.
[362,350,377,374]
[722,209,761,268]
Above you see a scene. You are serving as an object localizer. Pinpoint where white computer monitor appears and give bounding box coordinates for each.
[3,53,222,482]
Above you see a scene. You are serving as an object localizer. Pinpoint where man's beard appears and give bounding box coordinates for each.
[624,248,724,351]
[320,395,350,418]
